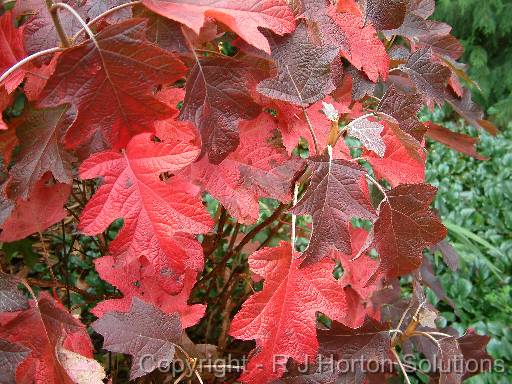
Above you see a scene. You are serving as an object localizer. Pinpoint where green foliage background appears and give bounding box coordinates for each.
[427,2,512,382]
[434,0,512,126]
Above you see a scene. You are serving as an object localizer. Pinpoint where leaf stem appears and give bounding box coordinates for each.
[0,47,64,84]
[365,173,388,198]
[51,3,100,50]
[291,182,299,250]
[46,0,71,47]
[302,107,320,155]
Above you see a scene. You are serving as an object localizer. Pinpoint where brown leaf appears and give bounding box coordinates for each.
[425,121,486,160]
[378,85,425,140]
[318,318,392,384]
[361,0,408,31]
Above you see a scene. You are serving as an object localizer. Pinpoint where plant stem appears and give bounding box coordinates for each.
[46,0,71,47]
[0,47,64,84]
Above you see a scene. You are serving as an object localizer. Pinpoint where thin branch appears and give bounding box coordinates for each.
[38,232,57,286]
[46,0,71,47]
[291,182,299,250]
[391,348,412,384]
[27,277,122,301]
[0,47,64,84]
[194,203,288,288]
[51,3,100,50]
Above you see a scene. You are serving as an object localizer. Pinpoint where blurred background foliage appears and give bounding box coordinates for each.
[434,0,512,126]
[427,2,512,382]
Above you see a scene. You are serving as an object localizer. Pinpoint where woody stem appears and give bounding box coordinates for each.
[46,0,71,47]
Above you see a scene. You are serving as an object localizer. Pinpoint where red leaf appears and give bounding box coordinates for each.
[93,257,206,328]
[425,121,486,160]
[0,11,28,93]
[296,1,389,82]
[39,19,187,149]
[6,105,74,199]
[185,113,304,224]
[0,88,10,130]
[273,97,353,156]
[328,6,389,82]
[230,242,364,383]
[79,132,213,291]
[291,156,375,266]
[142,0,295,54]
[364,122,426,187]
[0,272,29,312]
[0,177,71,243]
[257,23,339,107]
[92,297,182,379]
[180,55,262,164]
[369,184,446,280]
[0,339,30,384]
[0,292,94,384]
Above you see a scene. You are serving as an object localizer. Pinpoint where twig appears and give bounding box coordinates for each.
[291,182,299,250]
[46,0,71,47]
[391,348,412,384]
[194,203,288,288]
[38,232,57,287]
[51,2,100,50]
[27,277,121,301]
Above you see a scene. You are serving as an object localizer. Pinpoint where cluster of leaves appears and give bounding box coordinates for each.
[0,0,498,383]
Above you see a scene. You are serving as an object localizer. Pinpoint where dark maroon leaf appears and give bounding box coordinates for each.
[431,240,460,271]
[458,331,493,379]
[417,34,464,60]
[257,23,339,107]
[318,318,392,384]
[445,90,498,135]
[6,105,74,199]
[291,156,375,266]
[361,0,407,31]
[378,85,425,140]
[180,56,262,164]
[369,184,447,281]
[92,298,182,379]
[402,48,450,106]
